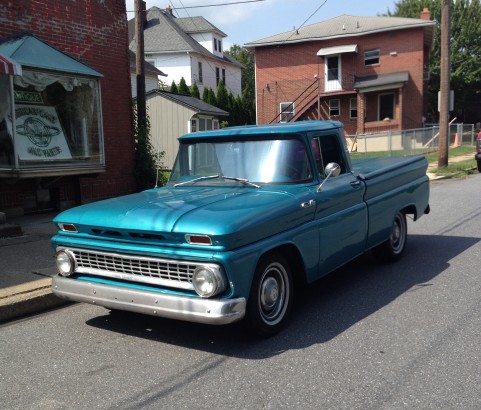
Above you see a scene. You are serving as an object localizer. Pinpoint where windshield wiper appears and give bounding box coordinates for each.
[221,175,260,188]
[174,175,220,187]
[173,174,260,188]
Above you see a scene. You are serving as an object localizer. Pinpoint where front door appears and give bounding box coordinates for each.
[324,55,341,91]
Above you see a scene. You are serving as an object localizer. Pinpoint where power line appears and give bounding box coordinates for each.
[173,0,265,10]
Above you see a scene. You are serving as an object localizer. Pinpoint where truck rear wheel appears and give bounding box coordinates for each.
[372,211,407,263]
[246,254,293,337]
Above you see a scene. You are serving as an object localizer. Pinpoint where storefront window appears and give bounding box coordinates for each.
[0,75,14,167]
[1,70,103,172]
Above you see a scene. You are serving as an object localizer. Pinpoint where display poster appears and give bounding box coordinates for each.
[7,104,72,161]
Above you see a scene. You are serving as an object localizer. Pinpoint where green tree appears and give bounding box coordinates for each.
[178,77,190,94]
[170,80,178,94]
[191,81,200,99]
[389,0,481,122]
[132,103,165,190]
[216,80,229,111]
[207,87,217,106]
[202,86,210,102]
[226,45,256,124]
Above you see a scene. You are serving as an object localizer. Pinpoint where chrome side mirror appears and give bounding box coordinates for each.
[317,162,341,192]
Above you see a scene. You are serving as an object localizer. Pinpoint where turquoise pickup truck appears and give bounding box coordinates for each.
[52,121,430,336]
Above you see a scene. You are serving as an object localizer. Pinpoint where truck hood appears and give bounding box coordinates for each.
[54,186,316,249]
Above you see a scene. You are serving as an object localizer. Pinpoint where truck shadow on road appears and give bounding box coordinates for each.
[86,233,479,358]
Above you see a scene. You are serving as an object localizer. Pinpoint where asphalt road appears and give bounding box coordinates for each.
[1,174,481,410]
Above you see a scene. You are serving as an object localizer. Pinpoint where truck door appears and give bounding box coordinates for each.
[311,135,367,277]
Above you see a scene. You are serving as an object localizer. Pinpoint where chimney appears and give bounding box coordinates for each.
[420,7,431,21]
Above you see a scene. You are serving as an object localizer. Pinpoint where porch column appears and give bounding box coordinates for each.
[397,87,403,130]
[357,92,365,134]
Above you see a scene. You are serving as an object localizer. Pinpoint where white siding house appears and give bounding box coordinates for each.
[128,7,242,97]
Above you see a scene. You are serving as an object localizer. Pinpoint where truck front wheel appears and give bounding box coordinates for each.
[246,254,293,337]
[372,211,407,263]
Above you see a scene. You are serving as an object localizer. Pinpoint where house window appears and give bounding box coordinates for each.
[222,68,226,85]
[198,62,203,84]
[216,67,220,85]
[192,117,217,132]
[350,98,358,119]
[190,119,198,133]
[329,99,340,117]
[218,40,222,53]
[280,102,295,122]
[379,93,395,120]
[214,38,217,51]
[364,49,380,66]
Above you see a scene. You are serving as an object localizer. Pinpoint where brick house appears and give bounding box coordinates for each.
[0,0,135,216]
[245,9,435,136]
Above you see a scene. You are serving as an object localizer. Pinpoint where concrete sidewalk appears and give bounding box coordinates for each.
[0,153,476,323]
[0,212,68,322]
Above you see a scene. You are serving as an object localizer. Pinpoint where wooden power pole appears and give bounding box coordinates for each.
[438,0,451,168]
[135,0,146,128]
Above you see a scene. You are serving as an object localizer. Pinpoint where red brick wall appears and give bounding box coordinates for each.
[254,27,427,134]
[0,0,135,212]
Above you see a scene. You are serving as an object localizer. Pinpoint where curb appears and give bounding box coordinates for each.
[0,277,69,323]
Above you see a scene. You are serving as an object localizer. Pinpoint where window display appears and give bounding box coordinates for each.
[0,70,104,171]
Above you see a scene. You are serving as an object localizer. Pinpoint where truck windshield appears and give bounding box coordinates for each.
[169,137,313,185]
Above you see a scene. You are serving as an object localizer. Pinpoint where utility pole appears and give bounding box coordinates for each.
[135,0,146,128]
[438,0,451,168]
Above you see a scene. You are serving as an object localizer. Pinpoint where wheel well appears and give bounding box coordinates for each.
[260,244,307,287]
[401,204,417,220]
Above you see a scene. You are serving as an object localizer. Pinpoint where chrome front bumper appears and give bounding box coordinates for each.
[52,276,246,325]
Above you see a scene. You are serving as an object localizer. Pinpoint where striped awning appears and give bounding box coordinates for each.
[0,52,22,75]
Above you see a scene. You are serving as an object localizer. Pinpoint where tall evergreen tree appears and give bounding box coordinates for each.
[207,88,217,106]
[170,81,178,94]
[216,80,229,111]
[178,77,190,95]
[191,81,200,99]
[202,86,210,102]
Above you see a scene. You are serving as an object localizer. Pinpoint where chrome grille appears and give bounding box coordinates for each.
[65,247,199,291]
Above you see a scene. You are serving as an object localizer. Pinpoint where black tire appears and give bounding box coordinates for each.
[246,254,293,337]
[372,212,407,263]
[477,159,481,173]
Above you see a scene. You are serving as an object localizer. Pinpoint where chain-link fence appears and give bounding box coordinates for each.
[347,124,476,157]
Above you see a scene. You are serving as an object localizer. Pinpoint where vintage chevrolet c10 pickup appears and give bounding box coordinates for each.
[51,121,430,336]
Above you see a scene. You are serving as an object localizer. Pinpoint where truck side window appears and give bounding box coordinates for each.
[312,135,345,176]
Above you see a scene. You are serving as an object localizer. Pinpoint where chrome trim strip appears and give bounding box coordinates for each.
[52,276,246,325]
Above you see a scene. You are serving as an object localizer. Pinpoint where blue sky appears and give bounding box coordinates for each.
[125,0,399,48]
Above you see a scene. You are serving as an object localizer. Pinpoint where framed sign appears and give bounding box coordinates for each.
[7,104,72,161]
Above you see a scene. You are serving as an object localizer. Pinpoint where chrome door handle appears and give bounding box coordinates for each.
[301,199,316,208]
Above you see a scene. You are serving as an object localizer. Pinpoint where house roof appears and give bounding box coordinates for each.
[145,89,229,116]
[245,14,435,48]
[129,50,167,77]
[0,33,102,77]
[175,16,227,37]
[128,7,242,69]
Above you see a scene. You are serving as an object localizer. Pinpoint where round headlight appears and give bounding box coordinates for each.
[192,266,226,298]
[55,250,76,277]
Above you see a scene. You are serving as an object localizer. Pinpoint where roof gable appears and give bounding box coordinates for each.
[146,90,229,116]
[128,7,242,68]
